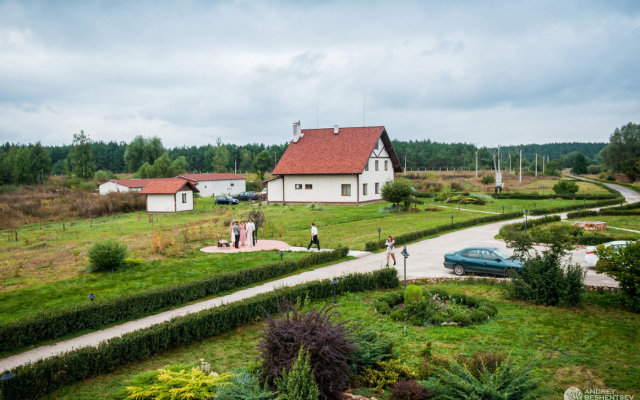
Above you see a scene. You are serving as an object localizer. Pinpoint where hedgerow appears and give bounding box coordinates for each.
[0,247,349,353]
[1,267,399,400]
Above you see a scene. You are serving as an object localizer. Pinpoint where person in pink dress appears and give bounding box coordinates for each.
[239,221,247,246]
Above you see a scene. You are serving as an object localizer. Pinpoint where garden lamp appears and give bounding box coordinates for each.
[450,215,454,228]
[401,247,409,290]
[377,228,382,241]
[88,293,96,301]
[279,251,284,261]
[2,370,15,400]
[331,278,339,304]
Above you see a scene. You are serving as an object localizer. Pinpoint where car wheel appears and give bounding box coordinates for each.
[453,264,465,276]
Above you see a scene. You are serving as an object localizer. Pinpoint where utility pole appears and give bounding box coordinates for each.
[519,149,522,183]
[542,155,545,174]
[475,150,478,178]
[404,156,407,173]
[509,152,512,172]
[234,157,237,175]
[535,153,538,177]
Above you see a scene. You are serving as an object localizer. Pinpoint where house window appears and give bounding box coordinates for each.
[230,183,234,187]
[341,184,351,196]
[384,160,388,171]
[364,161,369,171]
[305,184,313,190]
[375,183,380,194]
[375,140,379,150]
[363,183,368,196]
[295,184,303,190]
[181,193,187,203]
[375,160,379,171]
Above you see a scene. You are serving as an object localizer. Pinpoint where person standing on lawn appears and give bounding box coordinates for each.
[233,221,240,249]
[385,235,396,266]
[230,220,236,244]
[246,219,255,247]
[239,221,247,246]
[307,222,320,251]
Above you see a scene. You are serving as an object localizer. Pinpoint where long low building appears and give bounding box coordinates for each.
[99,174,246,198]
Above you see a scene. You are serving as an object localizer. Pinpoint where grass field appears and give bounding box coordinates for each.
[426,196,588,214]
[44,281,640,400]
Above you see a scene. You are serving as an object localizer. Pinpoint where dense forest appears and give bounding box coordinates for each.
[0,135,609,186]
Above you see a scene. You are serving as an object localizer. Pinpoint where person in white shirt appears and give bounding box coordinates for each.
[307,222,320,251]
[246,219,255,247]
[385,235,396,266]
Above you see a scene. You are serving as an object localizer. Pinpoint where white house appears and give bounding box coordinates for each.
[140,179,199,213]
[174,173,246,197]
[267,123,402,205]
[99,178,169,195]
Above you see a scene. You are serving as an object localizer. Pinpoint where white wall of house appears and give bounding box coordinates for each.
[175,190,194,211]
[267,178,284,202]
[359,150,394,202]
[99,181,130,195]
[196,179,245,197]
[147,194,176,212]
[269,175,361,203]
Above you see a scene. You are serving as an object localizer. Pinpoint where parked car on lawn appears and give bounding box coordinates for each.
[585,240,633,266]
[215,195,239,205]
[235,191,261,201]
[443,247,522,276]
[260,188,267,199]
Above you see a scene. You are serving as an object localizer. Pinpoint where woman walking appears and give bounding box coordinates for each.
[385,235,396,266]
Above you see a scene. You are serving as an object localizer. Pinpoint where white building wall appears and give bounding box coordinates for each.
[147,194,176,212]
[267,178,283,202]
[99,181,131,195]
[359,152,395,202]
[196,179,245,197]
[175,190,194,211]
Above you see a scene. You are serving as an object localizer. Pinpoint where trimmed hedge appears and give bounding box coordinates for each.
[0,247,349,354]
[0,268,399,400]
[499,215,562,234]
[492,192,619,200]
[528,198,624,216]
[364,212,523,251]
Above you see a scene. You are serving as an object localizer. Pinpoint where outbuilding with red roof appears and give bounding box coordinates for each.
[267,122,402,205]
[140,180,199,212]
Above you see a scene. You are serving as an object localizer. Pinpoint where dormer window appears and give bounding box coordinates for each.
[374,140,379,150]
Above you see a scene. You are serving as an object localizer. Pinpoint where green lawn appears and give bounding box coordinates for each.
[0,249,311,323]
[45,281,640,400]
[513,179,608,194]
[426,197,590,214]
[569,215,640,232]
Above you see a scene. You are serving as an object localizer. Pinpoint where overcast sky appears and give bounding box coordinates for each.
[0,0,638,148]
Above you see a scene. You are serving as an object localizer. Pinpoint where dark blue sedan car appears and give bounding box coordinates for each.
[443,247,522,276]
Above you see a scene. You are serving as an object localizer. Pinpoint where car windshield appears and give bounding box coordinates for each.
[493,248,511,259]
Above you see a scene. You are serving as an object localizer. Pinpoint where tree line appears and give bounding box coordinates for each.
[2,123,637,186]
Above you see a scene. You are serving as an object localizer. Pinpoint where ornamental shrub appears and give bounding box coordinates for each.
[356,360,415,390]
[391,380,435,400]
[481,174,495,184]
[258,303,357,400]
[436,358,540,400]
[88,240,127,272]
[404,284,423,304]
[275,348,320,400]
[552,180,579,195]
[350,329,395,375]
[124,367,231,400]
[215,369,273,400]
[595,240,640,312]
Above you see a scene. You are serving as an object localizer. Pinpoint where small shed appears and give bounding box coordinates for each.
[174,173,246,197]
[140,180,199,213]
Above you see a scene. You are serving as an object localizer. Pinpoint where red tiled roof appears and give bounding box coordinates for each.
[114,178,185,188]
[140,180,199,194]
[272,126,402,175]
[176,173,245,181]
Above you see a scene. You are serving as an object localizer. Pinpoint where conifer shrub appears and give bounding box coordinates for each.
[215,369,273,400]
[275,348,320,400]
[258,302,357,400]
[88,240,127,272]
[349,329,395,375]
[404,284,423,304]
[355,359,415,390]
[124,367,230,400]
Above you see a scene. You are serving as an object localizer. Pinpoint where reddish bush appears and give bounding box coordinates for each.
[391,380,434,400]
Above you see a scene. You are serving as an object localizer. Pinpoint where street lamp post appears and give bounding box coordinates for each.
[502,205,505,214]
[450,215,454,228]
[331,278,339,304]
[377,228,382,241]
[401,247,409,290]
[2,370,15,400]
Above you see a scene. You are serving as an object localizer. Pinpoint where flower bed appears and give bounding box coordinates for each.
[374,286,498,327]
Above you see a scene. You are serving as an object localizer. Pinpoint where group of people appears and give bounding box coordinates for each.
[230,219,257,249]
